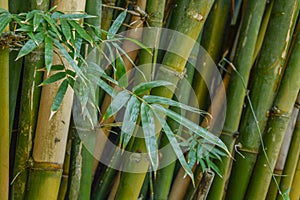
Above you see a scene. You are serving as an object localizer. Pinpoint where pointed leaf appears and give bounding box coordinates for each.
[68,20,93,44]
[133,81,174,96]
[33,13,42,31]
[115,50,128,87]
[107,10,127,39]
[59,13,95,19]
[45,36,53,73]
[0,14,11,35]
[42,14,62,39]
[141,102,158,171]
[51,79,69,113]
[17,32,44,59]
[61,19,71,42]
[50,64,65,71]
[66,69,76,77]
[143,95,206,115]
[120,95,140,149]
[154,110,194,182]
[152,104,230,156]
[103,90,130,120]
[41,72,66,86]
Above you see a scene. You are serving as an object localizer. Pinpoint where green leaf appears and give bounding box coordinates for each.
[152,104,230,156]
[42,14,62,39]
[51,65,65,71]
[115,37,152,55]
[0,13,11,35]
[107,10,127,39]
[133,80,174,96]
[53,39,84,78]
[103,90,130,120]
[86,61,118,85]
[33,13,42,31]
[51,79,69,113]
[66,69,76,77]
[143,95,206,115]
[115,50,128,88]
[154,110,194,183]
[141,102,158,171]
[68,20,93,44]
[205,157,221,177]
[41,72,66,86]
[93,77,116,97]
[120,95,140,149]
[59,13,95,19]
[45,36,53,73]
[60,19,71,42]
[16,32,44,60]
[67,77,75,88]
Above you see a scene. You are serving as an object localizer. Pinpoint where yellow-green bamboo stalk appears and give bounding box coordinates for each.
[278,95,300,199]
[0,1,9,199]
[290,156,300,200]
[115,1,215,199]
[12,1,49,199]
[245,10,300,198]
[25,1,87,199]
[226,0,300,198]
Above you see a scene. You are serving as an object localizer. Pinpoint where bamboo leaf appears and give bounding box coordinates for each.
[141,102,158,171]
[93,77,116,97]
[45,36,53,73]
[68,20,93,45]
[115,50,128,88]
[16,32,44,60]
[51,79,69,114]
[107,10,127,39]
[143,95,206,115]
[133,80,174,96]
[86,61,118,85]
[33,13,42,31]
[59,13,95,19]
[42,14,62,39]
[61,19,71,42]
[152,104,230,155]
[120,95,140,149]
[0,14,11,35]
[53,39,84,78]
[66,69,76,78]
[40,72,66,86]
[119,37,152,55]
[103,90,130,120]
[154,110,194,182]
[50,64,65,71]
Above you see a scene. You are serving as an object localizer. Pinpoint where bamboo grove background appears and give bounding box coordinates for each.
[0,0,300,199]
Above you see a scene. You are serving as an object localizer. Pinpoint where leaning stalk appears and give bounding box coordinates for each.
[115,1,215,199]
[245,12,300,199]
[290,156,300,200]
[0,1,10,199]
[226,0,299,199]
[277,95,300,199]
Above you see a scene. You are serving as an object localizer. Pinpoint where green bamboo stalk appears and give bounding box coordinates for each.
[266,170,282,200]
[101,0,117,32]
[25,1,87,199]
[225,0,300,199]
[244,11,300,199]
[0,1,9,199]
[204,1,268,199]
[115,1,215,199]
[277,109,300,199]
[290,156,300,200]
[11,1,49,199]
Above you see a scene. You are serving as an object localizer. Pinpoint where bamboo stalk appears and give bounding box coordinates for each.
[278,95,300,199]
[0,1,9,199]
[244,11,300,198]
[290,156,300,200]
[25,1,87,199]
[115,1,215,199]
[101,0,117,31]
[225,0,300,199]
[204,0,268,199]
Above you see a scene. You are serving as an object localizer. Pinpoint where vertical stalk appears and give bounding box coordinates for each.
[226,0,299,199]
[290,156,300,200]
[245,12,300,198]
[0,1,9,199]
[12,1,50,199]
[25,1,86,199]
[115,1,215,199]
[277,95,300,199]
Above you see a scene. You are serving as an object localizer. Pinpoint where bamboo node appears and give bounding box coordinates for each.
[187,10,204,22]
[160,66,187,79]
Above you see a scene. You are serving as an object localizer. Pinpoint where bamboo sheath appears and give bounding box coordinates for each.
[0,1,10,199]
[25,0,86,199]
